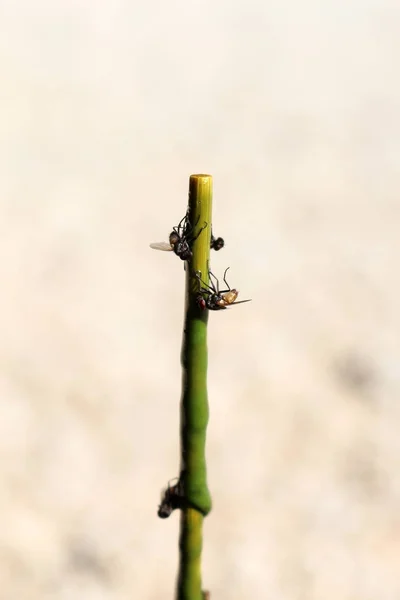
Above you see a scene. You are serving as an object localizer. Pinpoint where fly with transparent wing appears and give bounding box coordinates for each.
[150,210,207,261]
[150,209,225,261]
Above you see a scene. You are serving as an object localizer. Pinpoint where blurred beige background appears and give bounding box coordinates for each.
[0,1,399,599]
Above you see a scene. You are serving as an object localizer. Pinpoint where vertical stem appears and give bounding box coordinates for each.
[177,174,213,600]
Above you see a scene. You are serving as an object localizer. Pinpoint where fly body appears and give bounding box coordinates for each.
[210,231,224,251]
[195,267,251,311]
[158,478,184,519]
[150,210,207,261]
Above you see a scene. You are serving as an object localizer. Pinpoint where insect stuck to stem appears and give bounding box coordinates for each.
[195,267,252,310]
[210,230,224,251]
[157,478,184,519]
[150,210,207,261]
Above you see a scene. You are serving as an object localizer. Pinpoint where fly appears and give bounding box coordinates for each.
[195,267,251,310]
[157,478,184,519]
[150,210,207,261]
[210,230,224,251]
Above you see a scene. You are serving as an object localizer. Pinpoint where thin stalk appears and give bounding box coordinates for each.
[177,174,213,600]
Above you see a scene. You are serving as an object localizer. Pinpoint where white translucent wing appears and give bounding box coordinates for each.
[231,299,252,305]
[150,242,173,251]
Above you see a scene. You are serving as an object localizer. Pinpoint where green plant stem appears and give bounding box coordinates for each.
[177,174,213,600]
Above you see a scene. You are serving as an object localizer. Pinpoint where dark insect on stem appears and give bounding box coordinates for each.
[157,478,184,519]
[210,230,224,251]
[150,210,207,261]
[195,266,252,311]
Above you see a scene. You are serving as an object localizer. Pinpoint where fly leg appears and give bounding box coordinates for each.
[195,269,217,295]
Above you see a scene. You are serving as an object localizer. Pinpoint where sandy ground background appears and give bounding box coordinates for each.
[0,1,399,599]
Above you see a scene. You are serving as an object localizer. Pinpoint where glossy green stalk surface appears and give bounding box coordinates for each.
[177,174,212,600]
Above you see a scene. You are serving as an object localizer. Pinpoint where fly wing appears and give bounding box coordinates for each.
[150,242,173,251]
[231,299,252,305]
